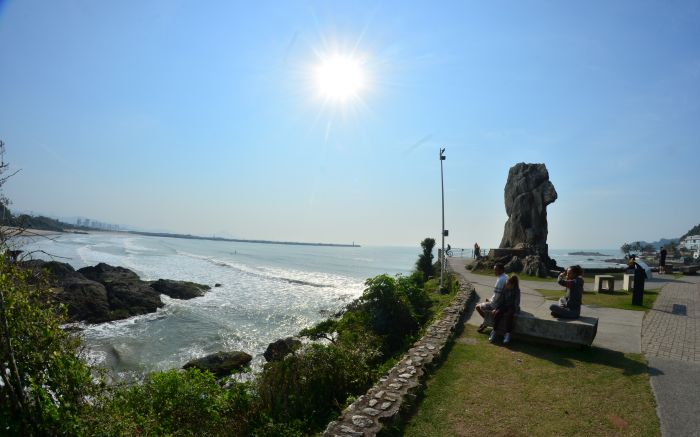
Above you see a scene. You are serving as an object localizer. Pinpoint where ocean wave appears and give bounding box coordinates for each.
[175,250,334,288]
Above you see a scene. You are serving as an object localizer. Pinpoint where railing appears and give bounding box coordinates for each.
[439,248,490,258]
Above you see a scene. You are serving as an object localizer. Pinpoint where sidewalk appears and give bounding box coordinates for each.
[642,275,700,437]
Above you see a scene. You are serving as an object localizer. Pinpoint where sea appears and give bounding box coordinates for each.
[16,232,624,380]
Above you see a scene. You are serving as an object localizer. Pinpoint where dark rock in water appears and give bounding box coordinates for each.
[103,281,163,317]
[499,163,557,261]
[264,337,302,362]
[79,263,164,318]
[151,279,211,299]
[504,256,523,273]
[57,277,111,323]
[18,261,211,324]
[78,263,141,283]
[183,351,252,376]
[214,283,222,287]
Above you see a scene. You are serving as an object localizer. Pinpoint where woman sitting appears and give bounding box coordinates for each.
[489,275,521,344]
[550,265,583,319]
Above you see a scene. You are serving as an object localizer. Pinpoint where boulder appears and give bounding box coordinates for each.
[78,263,141,283]
[183,351,252,376]
[504,256,523,273]
[523,255,550,278]
[264,337,302,362]
[102,281,163,317]
[499,163,557,260]
[56,278,111,323]
[150,279,211,299]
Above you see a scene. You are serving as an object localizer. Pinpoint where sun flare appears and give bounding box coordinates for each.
[315,54,366,102]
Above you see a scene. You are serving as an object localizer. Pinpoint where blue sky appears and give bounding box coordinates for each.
[1,0,698,248]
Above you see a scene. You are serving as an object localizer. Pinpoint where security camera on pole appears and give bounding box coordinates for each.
[439,147,448,292]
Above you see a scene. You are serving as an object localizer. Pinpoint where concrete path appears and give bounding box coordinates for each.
[642,275,700,437]
[447,257,643,353]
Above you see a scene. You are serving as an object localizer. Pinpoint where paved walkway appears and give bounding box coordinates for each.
[642,275,700,437]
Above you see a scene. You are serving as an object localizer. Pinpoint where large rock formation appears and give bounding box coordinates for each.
[499,163,557,260]
[21,260,211,323]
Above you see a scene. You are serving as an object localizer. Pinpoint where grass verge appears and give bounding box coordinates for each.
[404,326,659,437]
[537,288,661,312]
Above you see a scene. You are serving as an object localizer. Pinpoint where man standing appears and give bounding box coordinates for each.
[629,259,647,306]
[659,246,668,274]
[474,242,480,259]
[476,263,508,333]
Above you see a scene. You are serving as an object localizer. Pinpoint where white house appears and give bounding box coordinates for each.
[680,235,700,250]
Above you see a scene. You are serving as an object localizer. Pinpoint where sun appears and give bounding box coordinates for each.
[315,54,366,102]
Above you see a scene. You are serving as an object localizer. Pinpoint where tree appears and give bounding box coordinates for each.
[620,243,631,256]
[416,237,436,281]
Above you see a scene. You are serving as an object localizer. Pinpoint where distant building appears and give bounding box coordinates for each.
[680,235,700,250]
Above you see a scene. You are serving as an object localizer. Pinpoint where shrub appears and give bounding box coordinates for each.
[256,342,378,433]
[88,368,255,436]
[0,256,99,436]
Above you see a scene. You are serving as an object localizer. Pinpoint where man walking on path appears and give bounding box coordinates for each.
[475,263,507,333]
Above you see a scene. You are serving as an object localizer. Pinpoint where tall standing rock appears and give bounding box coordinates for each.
[499,163,557,260]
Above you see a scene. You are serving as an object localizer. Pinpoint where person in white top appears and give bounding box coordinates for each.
[476,263,508,333]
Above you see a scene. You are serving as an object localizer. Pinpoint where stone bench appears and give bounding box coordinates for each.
[485,308,598,347]
[679,265,699,275]
[622,273,634,291]
[593,275,615,293]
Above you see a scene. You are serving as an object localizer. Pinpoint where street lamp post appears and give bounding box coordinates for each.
[439,147,447,290]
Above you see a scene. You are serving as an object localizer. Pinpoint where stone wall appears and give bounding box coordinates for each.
[322,275,475,436]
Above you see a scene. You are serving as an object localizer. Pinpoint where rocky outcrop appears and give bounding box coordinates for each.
[504,256,523,273]
[150,279,211,299]
[264,337,302,362]
[499,163,557,259]
[21,260,211,324]
[183,351,252,376]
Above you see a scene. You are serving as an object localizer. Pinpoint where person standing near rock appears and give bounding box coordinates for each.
[659,246,668,274]
[476,263,507,333]
[551,265,583,319]
[474,242,480,259]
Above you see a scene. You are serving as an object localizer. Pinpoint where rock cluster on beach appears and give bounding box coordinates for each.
[21,260,211,324]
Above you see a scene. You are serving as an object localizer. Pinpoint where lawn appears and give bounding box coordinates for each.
[537,288,661,312]
[404,326,659,437]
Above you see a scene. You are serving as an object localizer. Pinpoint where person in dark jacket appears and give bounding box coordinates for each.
[489,275,521,344]
[659,247,668,274]
[629,259,647,306]
[550,265,583,319]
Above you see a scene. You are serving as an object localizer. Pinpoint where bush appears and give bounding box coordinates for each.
[256,342,378,433]
[88,368,255,436]
[0,256,99,436]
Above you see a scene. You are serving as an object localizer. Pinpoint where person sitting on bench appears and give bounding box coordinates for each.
[489,274,521,344]
[476,263,507,332]
[551,265,583,319]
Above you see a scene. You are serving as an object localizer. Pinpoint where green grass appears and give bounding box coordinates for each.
[537,288,661,312]
[404,326,659,437]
